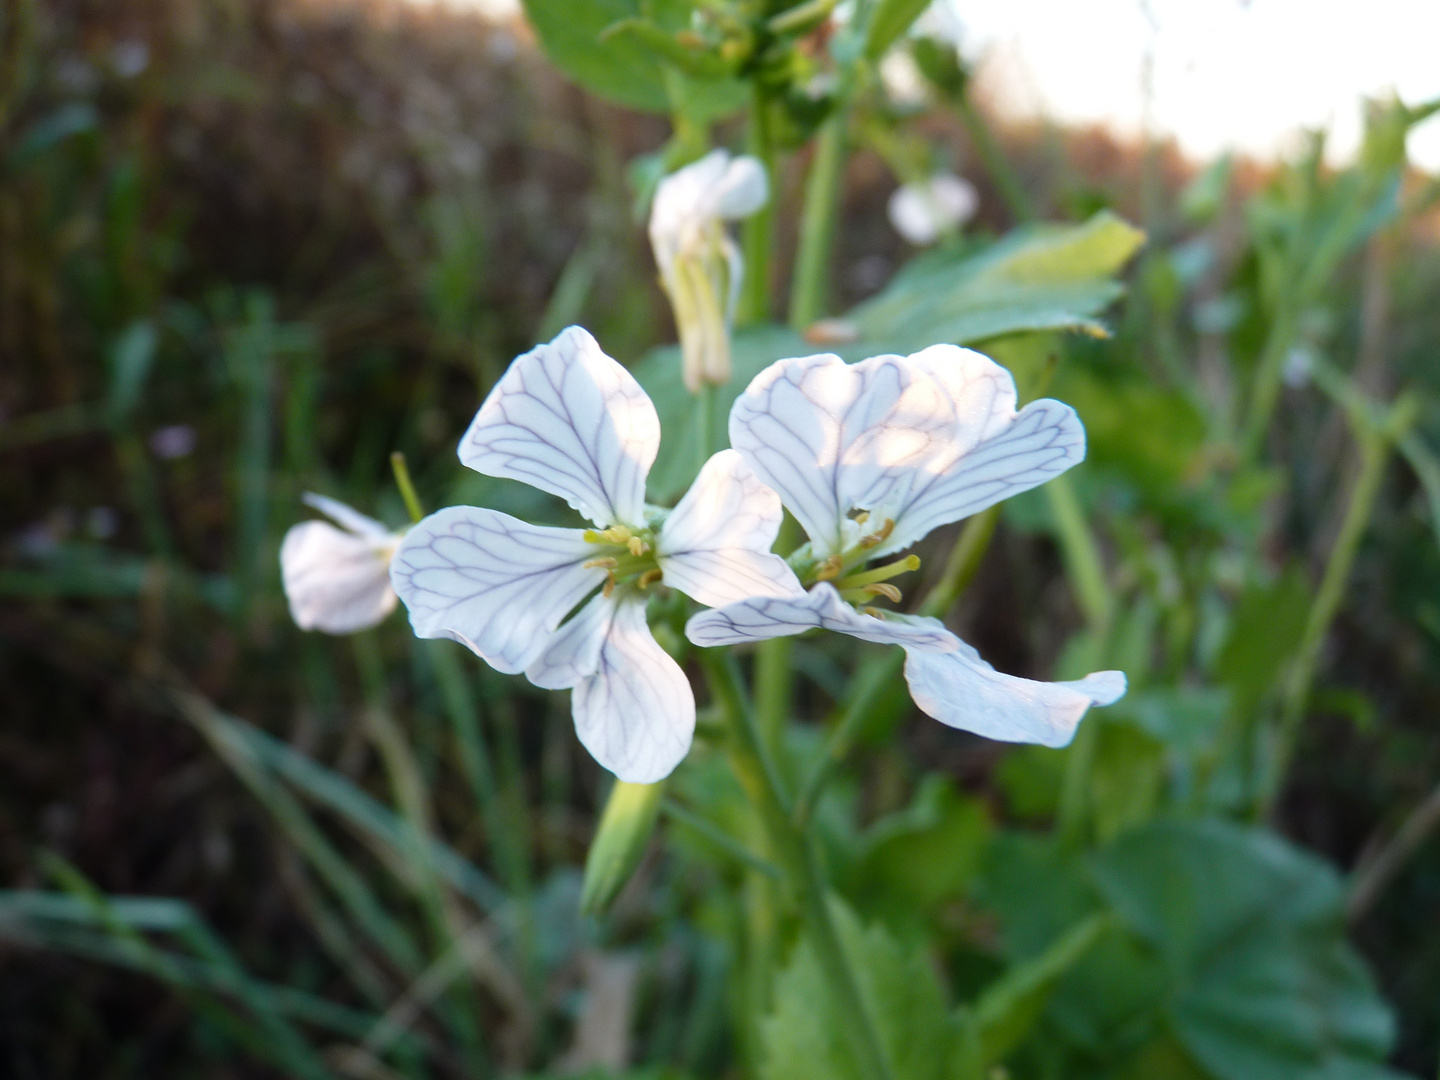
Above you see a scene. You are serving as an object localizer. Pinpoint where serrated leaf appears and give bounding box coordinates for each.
[760,895,955,1080]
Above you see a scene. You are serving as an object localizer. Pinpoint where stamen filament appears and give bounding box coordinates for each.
[834,554,920,590]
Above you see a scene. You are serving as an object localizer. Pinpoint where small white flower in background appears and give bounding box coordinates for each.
[686,346,1126,748]
[149,424,197,460]
[648,149,769,393]
[888,173,979,245]
[280,494,402,634]
[389,326,799,783]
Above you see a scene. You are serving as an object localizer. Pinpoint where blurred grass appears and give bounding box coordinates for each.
[2,0,1440,1076]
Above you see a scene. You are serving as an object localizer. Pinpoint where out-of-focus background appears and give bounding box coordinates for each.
[2,0,1439,1077]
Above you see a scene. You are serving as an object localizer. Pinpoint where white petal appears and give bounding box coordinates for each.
[729,346,1085,558]
[712,155,769,220]
[525,591,610,690]
[656,450,804,607]
[685,582,956,651]
[280,521,397,634]
[869,358,1085,554]
[301,492,394,539]
[728,352,969,555]
[566,594,696,783]
[459,327,659,527]
[388,506,605,674]
[887,173,978,245]
[903,640,1126,747]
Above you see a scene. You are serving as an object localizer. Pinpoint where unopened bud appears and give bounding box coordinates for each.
[580,780,664,915]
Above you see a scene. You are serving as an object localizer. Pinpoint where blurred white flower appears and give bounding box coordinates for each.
[280,495,402,634]
[389,326,799,783]
[687,346,1125,748]
[648,150,768,393]
[149,424,197,460]
[888,173,979,245]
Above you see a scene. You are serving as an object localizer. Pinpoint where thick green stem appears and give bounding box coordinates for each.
[738,84,776,326]
[1261,427,1391,819]
[390,451,425,524]
[1044,474,1113,634]
[699,650,893,1080]
[789,114,848,331]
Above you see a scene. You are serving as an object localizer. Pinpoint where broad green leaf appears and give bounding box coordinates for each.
[963,913,1111,1068]
[1087,721,1164,843]
[847,776,991,925]
[1214,568,1311,716]
[521,0,746,119]
[848,211,1145,352]
[1091,821,1400,1080]
[760,895,956,1080]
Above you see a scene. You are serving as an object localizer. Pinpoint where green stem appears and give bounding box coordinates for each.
[1240,306,1296,463]
[698,650,893,1080]
[1044,474,1113,633]
[390,451,425,524]
[1261,424,1392,819]
[956,97,1033,223]
[755,515,803,757]
[739,83,776,326]
[793,508,999,830]
[789,113,848,331]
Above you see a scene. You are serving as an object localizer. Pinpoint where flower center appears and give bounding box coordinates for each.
[583,524,663,597]
[786,514,921,611]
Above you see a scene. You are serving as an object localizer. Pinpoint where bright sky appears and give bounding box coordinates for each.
[428,0,1440,171]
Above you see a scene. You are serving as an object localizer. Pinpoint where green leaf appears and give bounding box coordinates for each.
[760,895,956,1080]
[963,913,1111,1069]
[864,0,931,59]
[521,0,746,119]
[1091,821,1400,1080]
[847,776,991,924]
[580,780,664,914]
[1214,568,1311,716]
[848,211,1145,351]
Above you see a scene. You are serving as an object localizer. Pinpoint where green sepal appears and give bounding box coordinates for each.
[580,779,665,915]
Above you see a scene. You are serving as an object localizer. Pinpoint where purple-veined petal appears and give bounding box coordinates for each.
[530,593,695,783]
[280,520,397,634]
[459,327,659,528]
[729,352,958,555]
[685,582,955,651]
[903,640,1126,747]
[389,505,605,674]
[657,450,804,608]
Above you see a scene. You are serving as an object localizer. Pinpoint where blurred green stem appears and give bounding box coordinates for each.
[792,507,1000,830]
[699,649,893,1080]
[695,380,715,476]
[789,113,848,330]
[1240,305,1296,462]
[755,516,803,757]
[390,452,425,524]
[957,97,1033,223]
[738,84,776,326]
[1260,399,1410,819]
[1044,474,1114,633]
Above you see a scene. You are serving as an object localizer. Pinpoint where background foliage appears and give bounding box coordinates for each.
[2,1,1439,1078]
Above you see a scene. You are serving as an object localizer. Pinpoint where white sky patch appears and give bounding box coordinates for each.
[414,0,1440,170]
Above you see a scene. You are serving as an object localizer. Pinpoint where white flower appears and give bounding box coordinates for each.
[389,326,800,783]
[686,347,1126,748]
[888,173,978,245]
[648,149,769,393]
[281,494,402,634]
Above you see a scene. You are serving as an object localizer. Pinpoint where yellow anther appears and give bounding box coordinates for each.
[859,518,896,548]
[815,555,845,582]
[583,557,619,570]
[628,536,649,557]
[602,574,616,598]
[583,529,601,543]
[862,607,886,619]
[864,583,902,603]
[637,568,663,590]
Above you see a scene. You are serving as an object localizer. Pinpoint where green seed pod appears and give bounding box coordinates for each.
[580,780,664,915]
